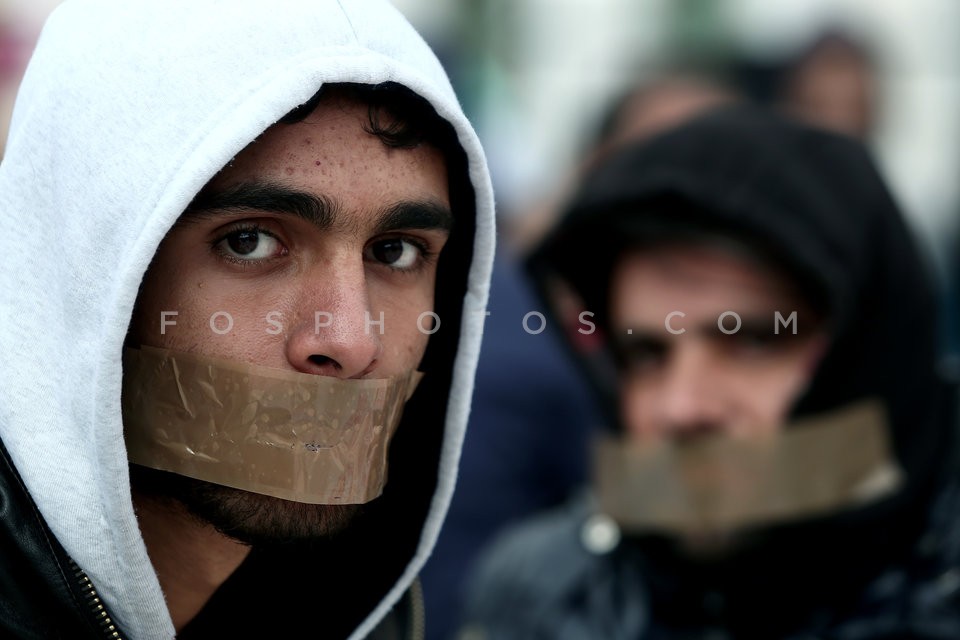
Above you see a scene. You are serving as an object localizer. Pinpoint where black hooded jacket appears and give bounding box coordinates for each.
[461,106,960,639]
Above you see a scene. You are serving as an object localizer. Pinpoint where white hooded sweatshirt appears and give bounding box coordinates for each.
[0,1,493,638]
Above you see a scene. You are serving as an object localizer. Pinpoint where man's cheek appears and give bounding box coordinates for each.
[389,325,431,369]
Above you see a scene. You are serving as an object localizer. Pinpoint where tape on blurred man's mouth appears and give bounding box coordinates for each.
[593,400,903,536]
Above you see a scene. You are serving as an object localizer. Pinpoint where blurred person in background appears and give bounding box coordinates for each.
[459,105,960,640]
[586,71,741,167]
[509,71,740,256]
[0,2,48,158]
[420,71,738,640]
[0,21,24,157]
[775,28,879,141]
[771,26,960,399]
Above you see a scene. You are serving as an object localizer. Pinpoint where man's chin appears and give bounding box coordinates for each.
[184,484,364,546]
[668,524,775,562]
[130,465,363,545]
[676,529,743,559]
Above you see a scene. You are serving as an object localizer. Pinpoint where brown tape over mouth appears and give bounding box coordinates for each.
[121,346,422,504]
[594,400,903,535]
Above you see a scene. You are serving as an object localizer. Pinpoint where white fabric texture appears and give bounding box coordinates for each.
[0,0,494,637]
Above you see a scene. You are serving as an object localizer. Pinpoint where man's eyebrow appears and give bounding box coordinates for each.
[178,182,454,235]
[180,182,335,229]
[374,200,454,235]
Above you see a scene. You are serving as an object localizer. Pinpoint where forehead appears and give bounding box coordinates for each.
[610,244,810,322]
[207,93,450,213]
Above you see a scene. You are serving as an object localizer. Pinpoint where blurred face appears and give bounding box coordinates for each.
[610,245,826,444]
[127,92,451,543]
[784,43,875,139]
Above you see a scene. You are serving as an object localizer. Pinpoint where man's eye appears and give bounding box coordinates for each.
[215,228,284,261]
[727,328,782,356]
[367,238,422,270]
[616,338,666,373]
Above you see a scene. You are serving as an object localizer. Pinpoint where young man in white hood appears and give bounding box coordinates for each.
[0,1,494,638]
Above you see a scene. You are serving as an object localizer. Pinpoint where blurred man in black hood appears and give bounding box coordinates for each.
[459,105,960,639]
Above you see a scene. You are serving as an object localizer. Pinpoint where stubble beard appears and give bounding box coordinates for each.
[130,465,362,546]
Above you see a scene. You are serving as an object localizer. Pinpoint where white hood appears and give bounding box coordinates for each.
[0,0,494,637]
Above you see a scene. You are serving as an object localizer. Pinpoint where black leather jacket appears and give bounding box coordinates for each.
[462,488,960,640]
[0,438,424,640]
[0,437,113,638]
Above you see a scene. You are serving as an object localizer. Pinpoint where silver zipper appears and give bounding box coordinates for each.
[408,577,425,640]
[69,559,124,639]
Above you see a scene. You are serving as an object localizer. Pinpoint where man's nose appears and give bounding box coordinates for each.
[284,258,382,379]
[656,343,725,438]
